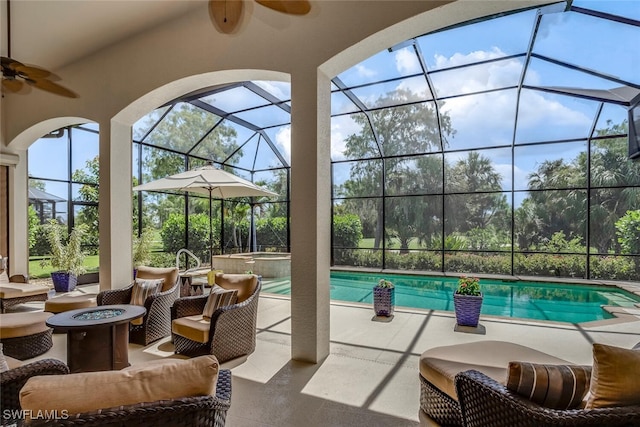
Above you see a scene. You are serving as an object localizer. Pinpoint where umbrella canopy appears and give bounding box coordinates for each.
[132,164,278,199]
[133,163,278,267]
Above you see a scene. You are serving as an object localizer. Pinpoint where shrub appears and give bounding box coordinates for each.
[333,214,363,248]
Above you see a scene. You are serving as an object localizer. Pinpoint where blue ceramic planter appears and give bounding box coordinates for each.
[51,271,77,293]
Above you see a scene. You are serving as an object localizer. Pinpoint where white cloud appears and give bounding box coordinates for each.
[356,64,377,79]
[254,81,290,100]
[331,115,363,160]
[275,126,291,164]
[395,48,421,74]
[434,46,505,69]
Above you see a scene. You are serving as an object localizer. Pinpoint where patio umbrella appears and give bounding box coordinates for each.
[132,162,277,267]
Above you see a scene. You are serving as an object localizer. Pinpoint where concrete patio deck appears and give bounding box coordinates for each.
[13,284,640,426]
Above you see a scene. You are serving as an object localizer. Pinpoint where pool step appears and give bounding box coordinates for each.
[596,291,638,306]
[602,305,640,317]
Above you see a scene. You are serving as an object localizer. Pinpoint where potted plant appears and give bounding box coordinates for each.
[373,278,395,317]
[132,228,155,278]
[453,276,482,327]
[40,220,87,292]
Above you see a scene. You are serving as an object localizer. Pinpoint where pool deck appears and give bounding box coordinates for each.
[15,280,640,427]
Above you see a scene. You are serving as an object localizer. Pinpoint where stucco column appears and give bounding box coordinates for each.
[290,67,332,363]
[98,119,133,290]
[8,151,29,276]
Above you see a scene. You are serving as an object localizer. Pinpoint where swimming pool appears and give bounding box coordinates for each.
[261,271,640,323]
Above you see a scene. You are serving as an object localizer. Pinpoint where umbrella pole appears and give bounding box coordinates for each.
[209,188,213,271]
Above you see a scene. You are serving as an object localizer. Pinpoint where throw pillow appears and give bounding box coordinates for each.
[507,361,591,410]
[202,286,238,319]
[0,343,9,373]
[585,343,640,409]
[130,279,163,306]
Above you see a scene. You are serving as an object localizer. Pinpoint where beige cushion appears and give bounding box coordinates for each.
[20,355,219,417]
[203,286,238,319]
[506,362,591,409]
[129,279,162,325]
[0,312,53,339]
[172,315,210,343]
[0,343,9,372]
[136,266,178,292]
[44,294,97,313]
[585,343,640,409]
[420,341,569,400]
[0,282,50,299]
[215,273,258,303]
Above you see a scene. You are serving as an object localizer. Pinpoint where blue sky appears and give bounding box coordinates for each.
[28,1,638,211]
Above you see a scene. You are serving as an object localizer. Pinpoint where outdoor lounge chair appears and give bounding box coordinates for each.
[171,273,260,363]
[97,266,180,345]
[0,274,50,313]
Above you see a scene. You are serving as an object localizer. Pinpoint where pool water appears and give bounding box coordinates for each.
[262,271,640,323]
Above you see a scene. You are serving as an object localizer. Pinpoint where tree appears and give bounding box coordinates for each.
[445,151,509,233]
[341,89,453,250]
[616,210,640,255]
[72,155,100,250]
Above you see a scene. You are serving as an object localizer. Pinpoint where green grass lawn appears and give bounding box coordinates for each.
[359,237,424,250]
[29,255,100,279]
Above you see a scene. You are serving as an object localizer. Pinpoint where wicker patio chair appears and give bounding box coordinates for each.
[171,274,261,363]
[97,266,180,345]
[0,358,70,414]
[455,370,640,427]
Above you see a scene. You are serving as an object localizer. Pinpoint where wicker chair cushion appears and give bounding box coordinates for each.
[420,341,569,400]
[0,282,50,299]
[203,286,238,319]
[0,344,8,372]
[20,355,220,418]
[586,343,640,409]
[0,312,53,339]
[136,266,179,292]
[172,315,211,343]
[506,362,591,409]
[214,273,258,303]
[129,279,163,326]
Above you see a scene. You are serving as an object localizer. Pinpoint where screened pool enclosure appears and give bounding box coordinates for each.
[29,0,640,281]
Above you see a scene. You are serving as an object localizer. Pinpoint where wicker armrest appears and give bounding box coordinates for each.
[0,359,69,412]
[455,370,640,427]
[144,283,179,316]
[97,284,133,305]
[171,294,209,319]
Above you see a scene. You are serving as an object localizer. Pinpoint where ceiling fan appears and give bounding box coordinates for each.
[1,0,77,98]
[209,0,311,34]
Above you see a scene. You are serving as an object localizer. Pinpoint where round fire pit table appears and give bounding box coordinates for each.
[46,304,146,373]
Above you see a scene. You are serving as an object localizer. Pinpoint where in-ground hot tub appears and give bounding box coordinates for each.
[211,252,290,278]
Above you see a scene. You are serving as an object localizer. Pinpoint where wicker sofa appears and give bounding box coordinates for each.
[420,340,640,427]
[1,356,231,427]
[455,369,640,427]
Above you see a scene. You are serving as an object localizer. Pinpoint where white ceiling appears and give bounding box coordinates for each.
[1,0,207,70]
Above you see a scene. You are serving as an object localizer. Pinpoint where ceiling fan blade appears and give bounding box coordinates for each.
[26,78,78,98]
[13,63,52,79]
[255,0,310,15]
[2,77,25,93]
[209,0,244,34]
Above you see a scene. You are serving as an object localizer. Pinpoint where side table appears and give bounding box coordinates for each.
[46,305,145,373]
